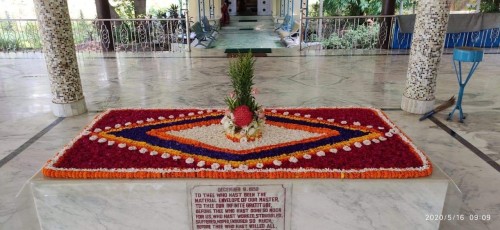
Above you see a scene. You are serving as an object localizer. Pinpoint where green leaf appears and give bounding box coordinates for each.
[226,52,260,114]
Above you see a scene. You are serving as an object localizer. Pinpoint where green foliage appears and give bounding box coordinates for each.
[113,0,135,19]
[0,21,42,51]
[0,22,12,32]
[225,52,260,113]
[168,4,179,18]
[148,4,181,19]
[450,0,484,11]
[466,3,477,11]
[73,10,95,44]
[321,0,415,16]
[23,22,42,48]
[0,37,20,51]
[396,0,417,13]
[309,3,320,17]
[320,24,379,49]
[480,0,500,12]
[149,7,168,19]
[323,0,381,16]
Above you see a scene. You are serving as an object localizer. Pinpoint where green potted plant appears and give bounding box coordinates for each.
[168,4,179,18]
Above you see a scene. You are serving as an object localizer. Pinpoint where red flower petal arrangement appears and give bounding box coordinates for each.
[42,107,433,179]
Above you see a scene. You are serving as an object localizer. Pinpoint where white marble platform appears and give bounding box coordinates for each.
[28,168,455,230]
[1,54,498,229]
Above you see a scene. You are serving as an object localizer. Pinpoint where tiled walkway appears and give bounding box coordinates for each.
[211,16,285,49]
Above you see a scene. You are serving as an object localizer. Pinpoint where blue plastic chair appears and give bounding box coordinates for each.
[275,15,292,31]
[448,47,483,122]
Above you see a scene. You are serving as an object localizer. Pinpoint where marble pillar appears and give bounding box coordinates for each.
[401,0,450,114]
[34,0,87,117]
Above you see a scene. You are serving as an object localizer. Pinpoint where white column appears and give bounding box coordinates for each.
[34,0,87,117]
[401,0,450,114]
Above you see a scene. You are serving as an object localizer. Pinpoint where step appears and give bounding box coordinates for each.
[230,15,274,21]
[222,19,275,30]
[220,25,276,31]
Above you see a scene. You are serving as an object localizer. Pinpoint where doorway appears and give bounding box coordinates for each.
[238,0,258,16]
[227,0,272,16]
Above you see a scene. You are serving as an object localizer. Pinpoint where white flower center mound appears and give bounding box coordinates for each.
[166,124,322,151]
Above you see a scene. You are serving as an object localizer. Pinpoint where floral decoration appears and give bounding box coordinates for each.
[222,52,264,142]
[42,107,433,179]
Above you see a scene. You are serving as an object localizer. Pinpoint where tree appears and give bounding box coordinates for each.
[95,0,114,51]
[110,0,135,18]
[321,0,414,16]
[108,0,147,18]
[322,0,382,16]
[134,0,147,17]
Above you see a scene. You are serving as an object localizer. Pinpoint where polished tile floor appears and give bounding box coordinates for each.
[0,52,499,229]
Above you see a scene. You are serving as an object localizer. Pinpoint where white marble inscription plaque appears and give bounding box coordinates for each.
[190,185,287,230]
